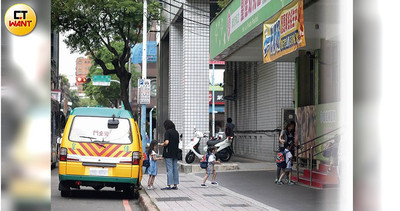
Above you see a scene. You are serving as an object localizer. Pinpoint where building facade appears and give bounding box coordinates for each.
[211,0,342,162]
[75,57,92,94]
[157,0,221,156]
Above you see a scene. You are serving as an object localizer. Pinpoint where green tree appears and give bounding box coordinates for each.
[69,90,81,109]
[218,0,231,9]
[52,0,161,114]
[83,42,142,107]
[78,97,99,107]
[60,75,80,108]
[60,75,70,97]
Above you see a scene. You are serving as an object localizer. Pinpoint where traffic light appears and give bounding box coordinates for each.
[76,76,91,84]
[76,76,86,84]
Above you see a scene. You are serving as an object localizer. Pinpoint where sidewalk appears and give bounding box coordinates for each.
[141,173,279,211]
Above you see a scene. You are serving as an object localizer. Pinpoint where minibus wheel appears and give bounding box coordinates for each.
[61,190,71,197]
[123,187,139,199]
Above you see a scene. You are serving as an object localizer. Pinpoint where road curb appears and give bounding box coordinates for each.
[138,189,159,211]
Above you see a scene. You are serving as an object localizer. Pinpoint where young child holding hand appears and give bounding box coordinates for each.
[147,140,163,190]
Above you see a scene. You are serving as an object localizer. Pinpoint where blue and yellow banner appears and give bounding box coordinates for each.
[263,0,306,63]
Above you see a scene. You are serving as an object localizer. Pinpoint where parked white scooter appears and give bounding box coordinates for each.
[185,129,209,164]
[207,136,234,162]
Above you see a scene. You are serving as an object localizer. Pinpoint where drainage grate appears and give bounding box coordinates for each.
[156,197,192,202]
[222,204,250,207]
[203,194,227,197]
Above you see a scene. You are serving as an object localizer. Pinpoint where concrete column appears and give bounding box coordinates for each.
[182,0,210,156]
[169,23,184,133]
[157,36,169,141]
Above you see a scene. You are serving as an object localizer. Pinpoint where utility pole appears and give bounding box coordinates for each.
[129,56,132,105]
[141,0,148,150]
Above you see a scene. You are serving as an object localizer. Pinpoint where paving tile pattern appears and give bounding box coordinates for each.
[142,173,279,211]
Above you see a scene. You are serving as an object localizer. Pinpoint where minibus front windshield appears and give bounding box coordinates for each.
[69,116,132,144]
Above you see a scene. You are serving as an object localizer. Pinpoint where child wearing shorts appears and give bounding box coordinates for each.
[201,147,221,187]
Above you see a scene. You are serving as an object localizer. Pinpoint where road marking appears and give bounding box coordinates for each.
[123,200,132,211]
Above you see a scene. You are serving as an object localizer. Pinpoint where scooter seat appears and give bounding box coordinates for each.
[207,139,223,146]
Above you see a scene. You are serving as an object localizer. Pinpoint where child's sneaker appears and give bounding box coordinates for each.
[211,182,218,185]
[276,180,283,185]
[201,183,207,187]
[288,181,295,185]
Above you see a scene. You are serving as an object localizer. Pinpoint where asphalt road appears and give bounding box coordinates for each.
[196,170,339,211]
[51,167,141,211]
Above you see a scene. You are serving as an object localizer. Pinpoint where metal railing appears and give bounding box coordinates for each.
[295,128,341,186]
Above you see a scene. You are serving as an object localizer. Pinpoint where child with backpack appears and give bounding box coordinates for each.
[143,143,151,174]
[276,143,294,185]
[201,147,221,187]
[147,140,163,190]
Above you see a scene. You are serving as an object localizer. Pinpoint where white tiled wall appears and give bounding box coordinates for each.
[169,23,184,133]
[167,0,210,156]
[225,61,295,161]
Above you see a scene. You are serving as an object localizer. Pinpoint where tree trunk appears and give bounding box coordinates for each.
[119,69,133,116]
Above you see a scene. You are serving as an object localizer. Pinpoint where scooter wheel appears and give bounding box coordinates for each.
[220,152,232,162]
[185,151,195,163]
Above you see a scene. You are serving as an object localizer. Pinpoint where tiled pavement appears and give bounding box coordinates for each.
[141,173,279,211]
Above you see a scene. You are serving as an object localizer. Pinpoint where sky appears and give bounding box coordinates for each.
[58,33,85,86]
[58,32,224,86]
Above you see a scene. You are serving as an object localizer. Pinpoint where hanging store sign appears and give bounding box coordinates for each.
[210,0,293,60]
[263,0,306,63]
[209,91,225,105]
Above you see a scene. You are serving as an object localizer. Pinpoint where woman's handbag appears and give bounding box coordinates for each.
[177,149,182,160]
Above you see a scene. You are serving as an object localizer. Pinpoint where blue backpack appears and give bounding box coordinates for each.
[143,152,150,168]
[200,153,210,169]
[276,150,288,168]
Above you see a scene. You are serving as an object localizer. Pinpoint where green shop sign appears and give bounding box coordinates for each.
[210,0,293,60]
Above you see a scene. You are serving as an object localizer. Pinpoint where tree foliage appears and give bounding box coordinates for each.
[52,0,161,114]
[218,0,231,9]
[69,90,82,108]
[60,74,70,98]
[60,75,79,108]
[77,96,99,107]
[83,42,142,107]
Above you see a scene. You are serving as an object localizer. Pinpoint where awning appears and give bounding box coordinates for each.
[209,106,225,113]
[131,41,157,64]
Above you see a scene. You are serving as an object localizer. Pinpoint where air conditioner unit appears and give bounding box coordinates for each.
[281,108,295,129]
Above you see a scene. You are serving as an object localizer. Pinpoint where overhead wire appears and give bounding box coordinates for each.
[160,7,210,29]
[159,7,210,27]
[158,0,210,19]
[171,0,210,13]
[149,1,210,37]
[152,0,210,27]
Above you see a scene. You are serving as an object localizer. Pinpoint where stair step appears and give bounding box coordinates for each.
[318,163,338,173]
[292,175,339,189]
[303,170,338,183]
